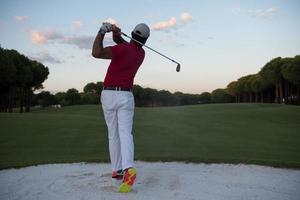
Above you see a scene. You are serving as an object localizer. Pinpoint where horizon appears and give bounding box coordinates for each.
[1,0,300,94]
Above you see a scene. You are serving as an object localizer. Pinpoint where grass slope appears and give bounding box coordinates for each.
[0,104,300,169]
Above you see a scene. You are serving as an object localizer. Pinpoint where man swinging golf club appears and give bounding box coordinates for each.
[92,22,150,193]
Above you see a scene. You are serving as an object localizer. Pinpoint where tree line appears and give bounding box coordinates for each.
[45,55,297,107]
[0,47,49,112]
[226,55,300,104]
[33,82,212,108]
[1,47,299,112]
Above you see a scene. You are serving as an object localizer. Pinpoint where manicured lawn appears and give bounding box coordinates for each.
[0,104,299,169]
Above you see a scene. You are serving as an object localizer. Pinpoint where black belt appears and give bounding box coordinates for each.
[103,87,133,92]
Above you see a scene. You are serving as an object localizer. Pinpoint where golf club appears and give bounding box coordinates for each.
[121,32,181,72]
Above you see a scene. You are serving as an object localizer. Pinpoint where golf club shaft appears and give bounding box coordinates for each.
[121,32,180,65]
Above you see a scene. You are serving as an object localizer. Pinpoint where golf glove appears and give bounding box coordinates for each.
[99,23,113,35]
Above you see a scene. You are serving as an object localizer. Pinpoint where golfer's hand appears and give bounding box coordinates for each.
[99,23,113,35]
[112,25,121,33]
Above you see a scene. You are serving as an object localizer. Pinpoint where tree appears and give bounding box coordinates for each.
[226,81,238,102]
[281,56,300,104]
[11,51,33,112]
[81,92,99,104]
[25,60,49,112]
[249,74,273,103]
[133,85,146,106]
[95,82,104,94]
[143,88,158,106]
[250,74,263,102]
[281,56,300,85]
[260,57,285,103]
[55,92,67,105]
[82,82,102,104]
[157,90,176,106]
[0,48,17,112]
[174,92,185,105]
[235,76,248,102]
[211,89,233,103]
[199,92,211,104]
[0,48,49,112]
[65,88,81,105]
[36,91,56,107]
[84,82,98,94]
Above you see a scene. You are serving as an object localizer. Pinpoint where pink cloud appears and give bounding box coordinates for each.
[151,17,177,31]
[180,12,192,23]
[31,31,47,44]
[30,29,113,49]
[150,12,193,31]
[31,31,64,44]
[14,16,29,21]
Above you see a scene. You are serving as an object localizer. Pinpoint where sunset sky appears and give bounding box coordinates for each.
[1,0,300,94]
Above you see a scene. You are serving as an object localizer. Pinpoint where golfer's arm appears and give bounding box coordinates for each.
[92,33,112,59]
[113,32,126,44]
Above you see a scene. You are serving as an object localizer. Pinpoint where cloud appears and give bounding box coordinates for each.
[30,30,113,49]
[104,18,118,25]
[28,52,62,64]
[31,31,64,44]
[14,16,29,21]
[151,17,177,31]
[62,36,114,49]
[232,7,277,18]
[248,7,277,18]
[72,20,83,30]
[180,12,192,23]
[62,36,94,49]
[96,18,119,27]
[31,31,47,44]
[151,12,193,31]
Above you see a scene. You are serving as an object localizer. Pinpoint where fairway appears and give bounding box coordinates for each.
[0,104,300,169]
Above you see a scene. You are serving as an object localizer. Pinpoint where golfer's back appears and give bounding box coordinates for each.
[104,42,145,88]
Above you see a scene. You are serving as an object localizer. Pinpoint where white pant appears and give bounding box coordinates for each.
[101,90,135,171]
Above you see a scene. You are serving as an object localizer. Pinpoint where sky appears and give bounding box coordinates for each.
[1,0,300,94]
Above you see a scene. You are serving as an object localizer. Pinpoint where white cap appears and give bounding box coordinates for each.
[132,23,150,38]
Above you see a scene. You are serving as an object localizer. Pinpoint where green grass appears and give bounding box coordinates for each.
[0,104,300,169]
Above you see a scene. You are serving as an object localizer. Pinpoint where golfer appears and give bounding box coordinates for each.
[92,22,150,193]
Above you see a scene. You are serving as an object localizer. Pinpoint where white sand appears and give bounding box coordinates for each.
[1,162,300,200]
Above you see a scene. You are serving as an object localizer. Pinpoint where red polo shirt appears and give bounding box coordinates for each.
[103,42,145,88]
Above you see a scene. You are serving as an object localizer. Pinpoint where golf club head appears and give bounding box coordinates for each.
[176,64,181,72]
